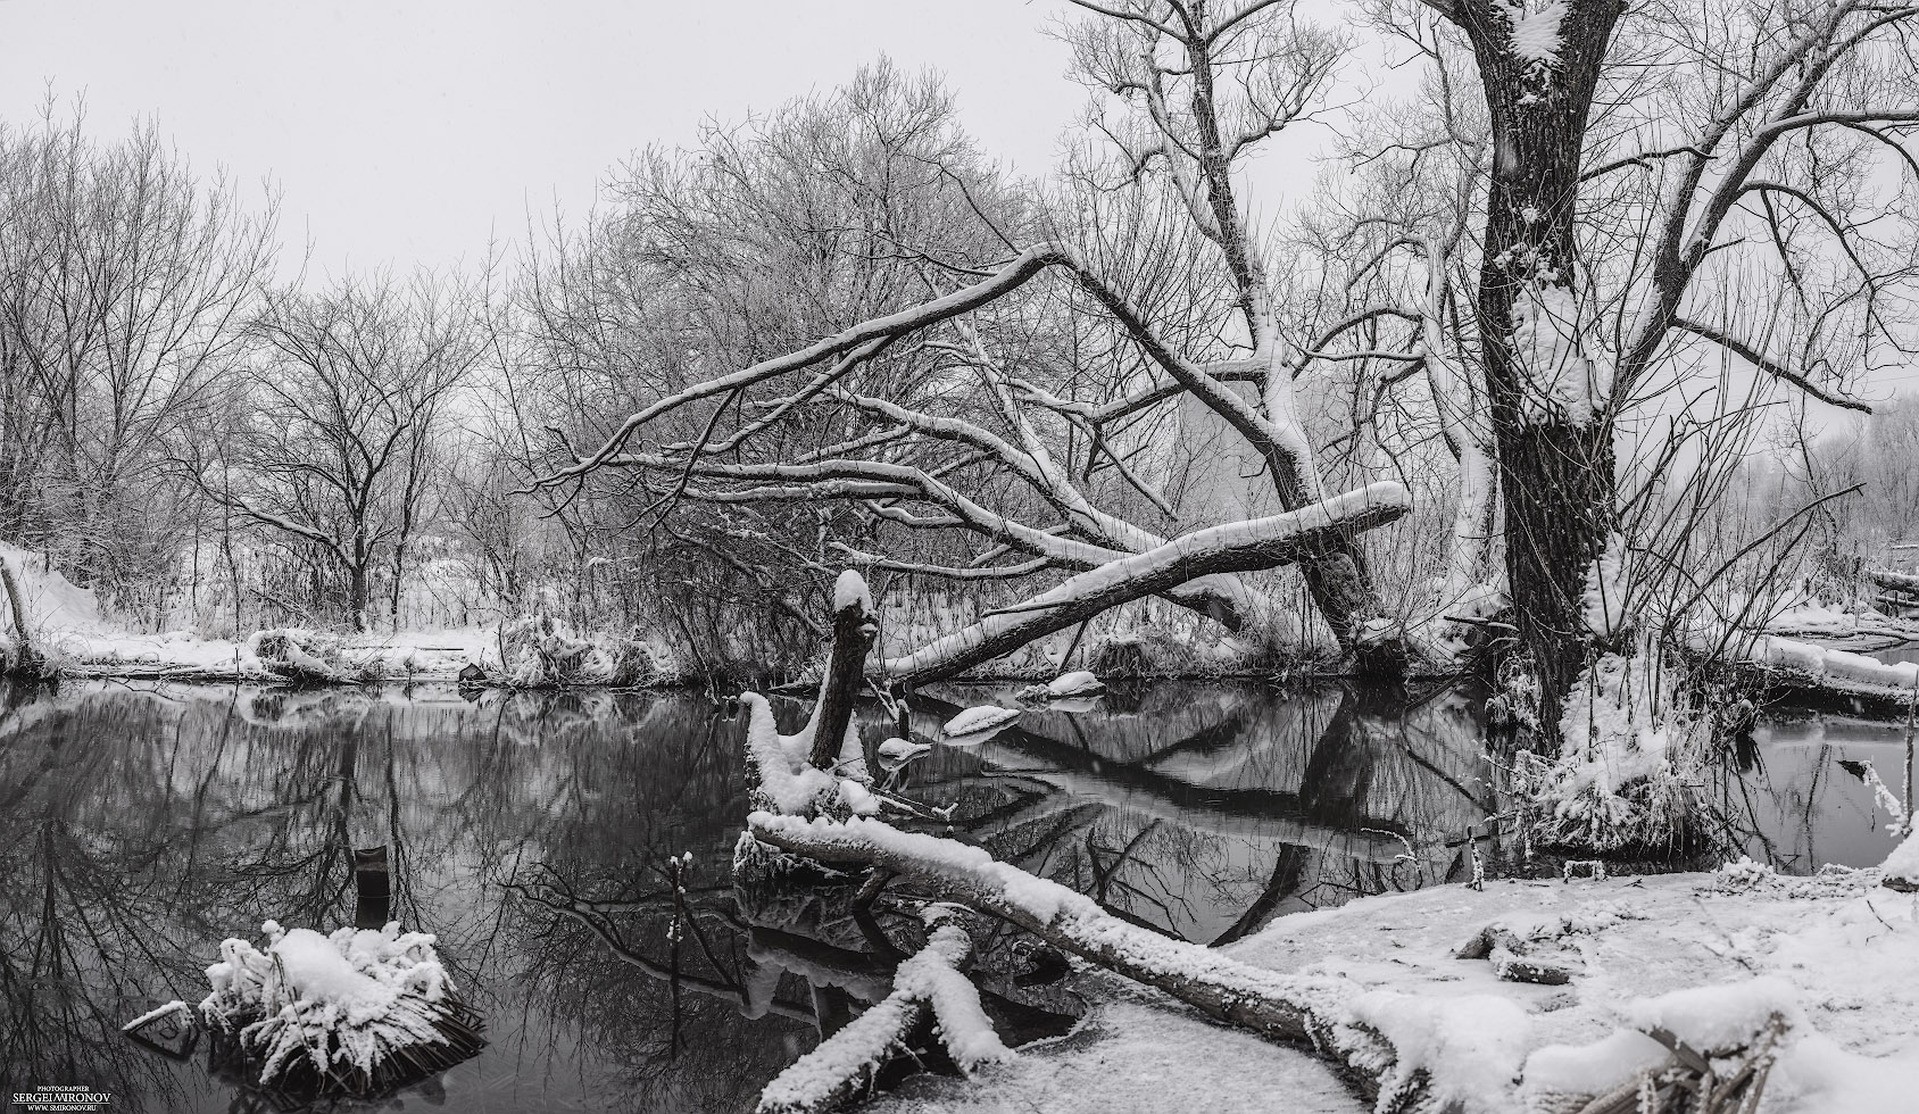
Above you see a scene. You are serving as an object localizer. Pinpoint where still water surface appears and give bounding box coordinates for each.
[0,679,1905,1112]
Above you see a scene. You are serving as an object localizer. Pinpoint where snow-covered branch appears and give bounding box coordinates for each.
[756,909,1007,1114]
[882,481,1409,682]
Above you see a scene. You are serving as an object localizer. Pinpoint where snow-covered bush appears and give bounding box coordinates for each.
[488,615,666,687]
[199,920,482,1093]
[247,629,348,682]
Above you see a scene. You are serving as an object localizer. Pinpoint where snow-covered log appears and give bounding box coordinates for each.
[746,812,1428,1110]
[881,483,1410,683]
[1869,568,1919,613]
[756,909,1008,1114]
[1729,634,1919,719]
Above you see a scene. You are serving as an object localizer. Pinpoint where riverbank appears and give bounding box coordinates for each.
[871,860,1918,1113]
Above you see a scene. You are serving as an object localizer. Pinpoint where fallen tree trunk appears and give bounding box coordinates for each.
[1728,633,1919,721]
[880,483,1411,684]
[747,812,1441,1111]
[758,910,1008,1114]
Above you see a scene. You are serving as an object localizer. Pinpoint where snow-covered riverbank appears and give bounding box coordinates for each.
[0,542,674,684]
[872,861,1918,1113]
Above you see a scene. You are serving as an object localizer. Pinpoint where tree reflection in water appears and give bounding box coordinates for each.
[0,677,1901,1113]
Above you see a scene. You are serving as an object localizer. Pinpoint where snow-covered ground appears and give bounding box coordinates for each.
[872,862,1918,1113]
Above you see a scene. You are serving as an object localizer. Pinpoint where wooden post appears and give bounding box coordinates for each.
[808,576,875,772]
[354,845,391,929]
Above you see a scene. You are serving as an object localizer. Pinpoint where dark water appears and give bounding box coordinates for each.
[0,679,1906,1113]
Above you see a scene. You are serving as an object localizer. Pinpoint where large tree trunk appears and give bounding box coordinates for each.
[348,560,370,634]
[1454,0,1626,741]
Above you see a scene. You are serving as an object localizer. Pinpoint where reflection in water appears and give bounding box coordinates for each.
[0,678,1903,1112]
[1700,711,1908,873]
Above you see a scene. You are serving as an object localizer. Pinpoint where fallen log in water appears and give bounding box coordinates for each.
[747,812,1454,1111]
[1726,633,1919,720]
[757,908,1008,1114]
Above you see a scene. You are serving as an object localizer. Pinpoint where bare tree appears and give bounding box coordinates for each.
[1328,0,1919,735]
[523,26,1412,680]
[0,105,278,617]
[195,273,481,631]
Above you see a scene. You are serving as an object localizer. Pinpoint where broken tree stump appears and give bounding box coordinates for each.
[354,845,391,929]
[809,571,877,772]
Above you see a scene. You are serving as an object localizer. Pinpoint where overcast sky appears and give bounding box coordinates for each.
[2,0,1909,407]
[0,1,1098,274]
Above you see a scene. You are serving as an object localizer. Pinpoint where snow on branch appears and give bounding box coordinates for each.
[756,909,1007,1114]
[529,243,1080,490]
[1671,318,1872,413]
[606,449,1257,630]
[881,481,1409,683]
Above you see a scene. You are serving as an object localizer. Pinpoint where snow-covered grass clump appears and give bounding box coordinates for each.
[1509,651,1699,853]
[198,920,482,1093]
[1016,670,1107,703]
[877,736,932,768]
[1044,670,1104,697]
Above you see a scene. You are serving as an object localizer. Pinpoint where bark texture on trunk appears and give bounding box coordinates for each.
[1453,0,1627,739]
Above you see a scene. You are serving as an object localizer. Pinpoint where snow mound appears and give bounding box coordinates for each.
[1045,671,1104,697]
[832,569,873,614]
[741,692,843,815]
[877,737,932,767]
[0,541,112,639]
[739,691,872,817]
[1884,830,1919,891]
[1348,992,1530,1114]
[941,704,1022,739]
[1625,976,1799,1052]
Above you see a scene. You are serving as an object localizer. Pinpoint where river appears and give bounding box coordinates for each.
[0,679,1905,1111]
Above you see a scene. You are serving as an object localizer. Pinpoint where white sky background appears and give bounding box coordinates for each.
[0,1,1115,272]
[1,0,1909,410]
